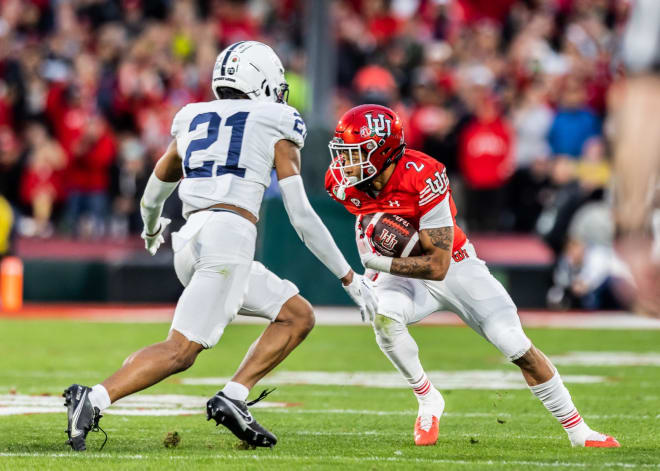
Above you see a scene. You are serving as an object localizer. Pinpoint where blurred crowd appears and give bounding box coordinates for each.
[0,0,633,308]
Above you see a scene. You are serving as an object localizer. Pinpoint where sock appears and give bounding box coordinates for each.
[411,372,444,420]
[411,373,434,400]
[529,371,592,444]
[88,384,111,412]
[222,381,249,402]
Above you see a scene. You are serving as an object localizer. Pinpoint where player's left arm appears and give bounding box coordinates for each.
[140,139,181,255]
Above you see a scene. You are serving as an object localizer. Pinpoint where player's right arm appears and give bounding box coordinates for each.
[139,139,181,255]
[390,226,453,280]
[357,217,453,281]
[274,138,378,321]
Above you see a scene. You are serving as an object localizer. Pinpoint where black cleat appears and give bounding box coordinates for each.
[63,384,106,451]
[206,389,277,448]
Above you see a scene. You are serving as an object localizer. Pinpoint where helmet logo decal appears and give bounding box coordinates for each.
[360,126,370,138]
[227,56,239,75]
[350,198,362,207]
[220,41,246,76]
[364,113,392,137]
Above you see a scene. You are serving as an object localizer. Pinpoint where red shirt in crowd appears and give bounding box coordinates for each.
[46,84,116,193]
[459,116,514,189]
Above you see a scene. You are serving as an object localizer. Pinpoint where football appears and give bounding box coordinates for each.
[361,213,422,258]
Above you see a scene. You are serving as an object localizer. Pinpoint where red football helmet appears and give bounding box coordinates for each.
[329,104,405,190]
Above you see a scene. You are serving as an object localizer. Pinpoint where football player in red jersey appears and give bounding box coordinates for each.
[325,104,619,448]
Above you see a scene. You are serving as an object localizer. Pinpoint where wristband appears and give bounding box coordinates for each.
[366,256,393,273]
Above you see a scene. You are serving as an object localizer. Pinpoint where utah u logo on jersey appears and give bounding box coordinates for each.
[420,168,450,207]
[364,113,392,137]
[424,169,449,196]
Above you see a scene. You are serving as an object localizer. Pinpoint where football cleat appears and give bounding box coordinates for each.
[414,388,444,446]
[206,389,277,448]
[573,430,621,448]
[584,434,621,448]
[63,384,107,451]
[414,415,440,446]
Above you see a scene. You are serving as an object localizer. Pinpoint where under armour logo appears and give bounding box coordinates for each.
[388,200,400,207]
[365,113,392,137]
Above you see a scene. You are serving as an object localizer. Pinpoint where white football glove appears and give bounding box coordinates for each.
[141,217,171,256]
[343,273,379,322]
[355,215,380,268]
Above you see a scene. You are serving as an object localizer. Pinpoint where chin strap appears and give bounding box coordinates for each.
[357,144,405,194]
[381,144,406,172]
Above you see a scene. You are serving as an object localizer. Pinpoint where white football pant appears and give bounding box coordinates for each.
[373,241,531,362]
[170,210,298,348]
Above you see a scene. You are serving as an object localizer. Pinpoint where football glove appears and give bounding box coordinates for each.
[342,273,378,322]
[355,215,378,267]
[141,217,171,256]
[355,216,393,273]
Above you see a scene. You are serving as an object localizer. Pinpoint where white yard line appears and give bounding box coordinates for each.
[180,370,606,390]
[9,305,660,329]
[0,452,657,468]
[259,409,656,420]
[0,394,290,416]
[285,431,565,440]
[0,394,656,419]
[549,351,660,367]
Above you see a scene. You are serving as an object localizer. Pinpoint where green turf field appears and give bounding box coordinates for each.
[0,318,658,470]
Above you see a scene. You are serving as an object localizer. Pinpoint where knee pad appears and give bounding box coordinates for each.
[373,314,398,347]
[481,310,532,361]
[373,314,417,355]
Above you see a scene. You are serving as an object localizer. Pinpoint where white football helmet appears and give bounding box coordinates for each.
[212,41,289,103]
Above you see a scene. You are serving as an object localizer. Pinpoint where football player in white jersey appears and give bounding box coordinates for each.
[63,41,378,451]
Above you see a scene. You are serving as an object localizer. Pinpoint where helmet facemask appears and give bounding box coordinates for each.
[274,82,289,104]
[328,138,379,192]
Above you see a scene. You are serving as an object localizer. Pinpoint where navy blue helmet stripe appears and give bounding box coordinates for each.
[220,41,246,76]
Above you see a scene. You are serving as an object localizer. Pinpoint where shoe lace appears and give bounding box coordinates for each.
[92,409,108,451]
[246,388,276,407]
[419,415,433,432]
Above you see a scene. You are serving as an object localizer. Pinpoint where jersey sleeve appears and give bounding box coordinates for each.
[415,161,451,216]
[170,105,189,137]
[277,105,307,149]
[419,197,453,229]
